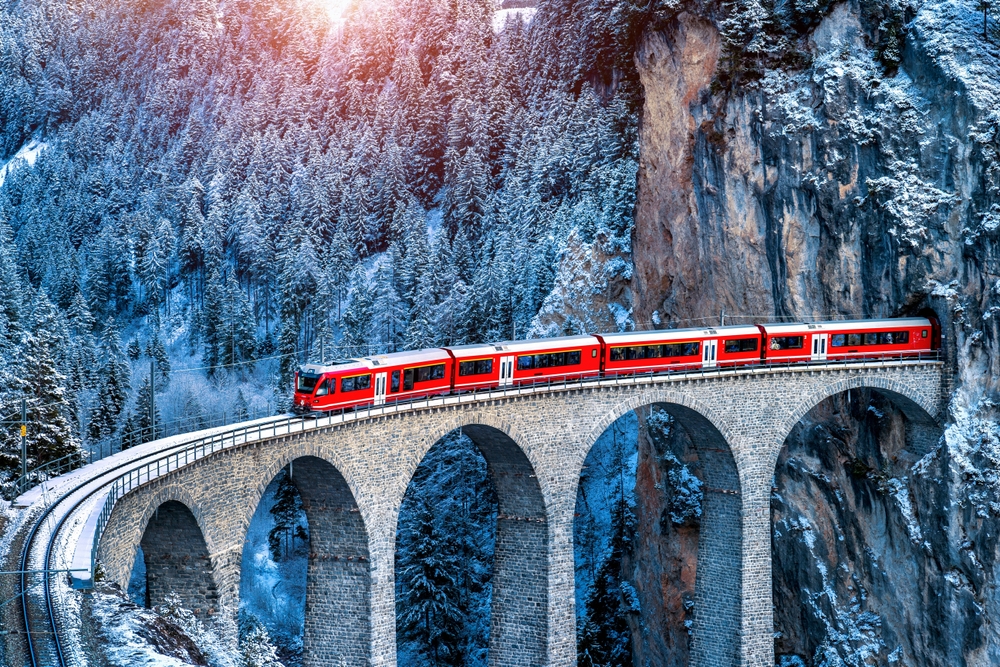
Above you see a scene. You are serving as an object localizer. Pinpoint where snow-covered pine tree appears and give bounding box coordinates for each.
[238,611,284,667]
[267,469,307,561]
[89,318,131,442]
[233,389,250,422]
[126,336,142,361]
[202,267,224,375]
[372,258,405,353]
[396,498,466,667]
[145,331,170,388]
[179,177,207,305]
[21,298,80,470]
[221,272,256,369]
[341,265,375,358]
[124,373,160,448]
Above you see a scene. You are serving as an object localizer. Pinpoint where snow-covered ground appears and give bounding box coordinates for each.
[0,138,45,189]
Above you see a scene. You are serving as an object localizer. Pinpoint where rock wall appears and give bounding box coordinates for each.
[628,0,1000,663]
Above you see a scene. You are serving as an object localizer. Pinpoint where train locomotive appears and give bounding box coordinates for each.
[293,317,940,415]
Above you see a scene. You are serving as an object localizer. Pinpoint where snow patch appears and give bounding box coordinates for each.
[492,7,536,32]
[0,138,46,189]
[886,478,926,548]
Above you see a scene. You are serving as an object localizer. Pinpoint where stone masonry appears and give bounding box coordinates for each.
[140,500,220,619]
[95,361,946,667]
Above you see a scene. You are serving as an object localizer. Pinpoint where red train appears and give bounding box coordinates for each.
[292,317,940,415]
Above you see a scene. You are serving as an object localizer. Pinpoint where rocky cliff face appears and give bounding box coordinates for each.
[628,0,1000,663]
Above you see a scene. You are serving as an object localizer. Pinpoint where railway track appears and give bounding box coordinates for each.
[14,415,297,667]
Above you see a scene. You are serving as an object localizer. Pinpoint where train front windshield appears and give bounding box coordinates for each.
[297,373,321,394]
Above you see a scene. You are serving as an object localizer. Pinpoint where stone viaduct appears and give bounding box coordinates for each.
[94,360,946,667]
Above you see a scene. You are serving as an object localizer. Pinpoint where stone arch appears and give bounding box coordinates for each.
[237,440,371,549]
[137,496,220,620]
[242,454,370,667]
[772,374,943,471]
[577,389,743,667]
[580,389,740,477]
[397,413,548,667]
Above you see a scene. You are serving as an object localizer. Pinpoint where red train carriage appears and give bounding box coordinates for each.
[494,335,603,386]
[294,360,370,414]
[293,348,453,414]
[364,348,454,405]
[597,325,764,375]
[760,318,935,364]
[445,343,506,392]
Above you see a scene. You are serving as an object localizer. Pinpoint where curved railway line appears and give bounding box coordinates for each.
[14,415,296,667]
[10,354,944,666]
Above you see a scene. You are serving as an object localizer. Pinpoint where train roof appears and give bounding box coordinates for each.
[444,343,501,358]
[361,348,451,368]
[299,360,365,375]
[596,325,761,345]
[761,318,931,334]
[490,334,600,353]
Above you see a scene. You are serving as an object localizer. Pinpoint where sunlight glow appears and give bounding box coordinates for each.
[322,0,352,20]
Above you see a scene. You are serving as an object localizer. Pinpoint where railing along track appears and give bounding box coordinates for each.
[15,416,291,667]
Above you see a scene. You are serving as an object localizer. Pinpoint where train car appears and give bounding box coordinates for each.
[365,348,454,405]
[597,325,764,375]
[760,318,935,363]
[293,359,370,414]
[293,348,454,414]
[491,335,603,386]
[446,343,505,392]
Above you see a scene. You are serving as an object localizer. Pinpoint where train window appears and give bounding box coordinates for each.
[769,336,804,350]
[682,342,700,356]
[403,369,414,391]
[591,349,598,358]
[724,338,758,353]
[297,373,320,394]
[830,334,846,347]
[879,331,909,344]
[847,333,862,346]
[340,374,371,393]
[610,347,625,361]
[518,350,582,370]
[863,333,878,345]
[391,371,400,392]
[922,329,928,338]
[315,379,330,397]
[415,364,446,383]
[459,359,494,376]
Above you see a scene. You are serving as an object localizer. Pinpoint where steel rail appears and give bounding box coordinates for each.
[16,415,293,667]
[24,352,943,667]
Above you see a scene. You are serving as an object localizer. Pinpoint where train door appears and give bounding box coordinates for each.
[374,372,387,405]
[499,355,515,387]
[702,339,718,369]
[811,334,828,362]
